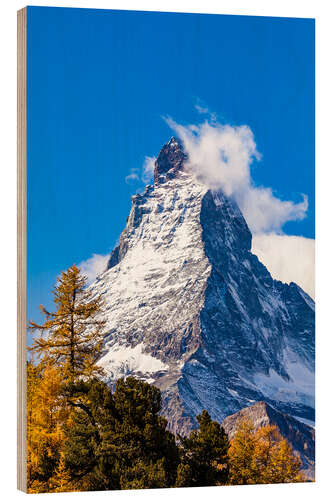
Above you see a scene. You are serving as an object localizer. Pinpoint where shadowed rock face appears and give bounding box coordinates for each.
[154,137,188,185]
[92,137,314,438]
[222,401,315,479]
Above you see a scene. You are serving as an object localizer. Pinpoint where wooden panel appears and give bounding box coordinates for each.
[17,6,27,493]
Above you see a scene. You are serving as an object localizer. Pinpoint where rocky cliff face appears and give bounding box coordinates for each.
[222,401,315,479]
[89,137,315,436]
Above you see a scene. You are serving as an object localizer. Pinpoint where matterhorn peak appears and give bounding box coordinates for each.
[154,136,188,185]
[92,138,314,439]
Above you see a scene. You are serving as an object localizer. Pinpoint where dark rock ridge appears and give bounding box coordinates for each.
[222,402,315,479]
[91,137,315,440]
[154,136,188,185]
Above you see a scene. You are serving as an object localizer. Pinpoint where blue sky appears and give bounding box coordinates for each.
[27,7,314,325]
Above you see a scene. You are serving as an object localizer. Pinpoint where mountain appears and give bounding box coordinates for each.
[222,401,315,479]
[89,137,315,436]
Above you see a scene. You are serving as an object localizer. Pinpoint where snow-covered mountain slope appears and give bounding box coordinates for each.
[89,137,315,435]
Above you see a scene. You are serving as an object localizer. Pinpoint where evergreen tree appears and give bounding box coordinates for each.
[113,377,179,489]
[29,264,105,383]
[62,377,179,491]
[62,378,118,491]
[176,410,229,487]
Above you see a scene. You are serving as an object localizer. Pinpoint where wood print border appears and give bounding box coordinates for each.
[17,7,27,493]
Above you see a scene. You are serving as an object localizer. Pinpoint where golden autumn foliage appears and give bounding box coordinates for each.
[27,264,107,492]
[228,418,305,485]
[27,361,72,493]
[29,264,106,383]
[48,454,74,493]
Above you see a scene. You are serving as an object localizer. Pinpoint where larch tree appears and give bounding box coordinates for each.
[27,361,71,493]
[29,264,106,383]
[254,425,305,484]
[48,454,74,493]
[228,418,305,485]
[27,264,108,492]
[227,418,257,485]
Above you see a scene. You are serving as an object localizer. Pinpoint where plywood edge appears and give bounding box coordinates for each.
[17,6,27,493]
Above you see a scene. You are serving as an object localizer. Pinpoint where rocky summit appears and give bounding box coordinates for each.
[88,137,315,436]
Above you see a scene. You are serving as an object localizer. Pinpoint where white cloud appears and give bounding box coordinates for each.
[252,234,315,299]
[195,104,209,115]
[194,99,217,122]
[84,114,314,298]
[125,169,140,184]
[165,117,308,234]
[142,156,156,183]
[165,114,314,298]
[78,253,110,284]
[125,157,156,186]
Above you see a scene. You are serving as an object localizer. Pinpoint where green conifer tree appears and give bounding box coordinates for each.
[62,377,179,491]
[176,410,229,487]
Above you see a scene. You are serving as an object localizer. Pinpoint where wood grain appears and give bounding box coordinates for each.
[17,7,27,493]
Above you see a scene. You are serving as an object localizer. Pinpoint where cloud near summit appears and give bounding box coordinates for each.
[165,114,314,298]
[78,253,110,284]
[165,117,308,235]
[86,113,314,298]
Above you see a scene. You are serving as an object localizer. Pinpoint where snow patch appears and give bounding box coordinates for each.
[254,348,314,408]
[98,342,168,381]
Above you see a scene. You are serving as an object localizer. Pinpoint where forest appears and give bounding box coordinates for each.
[27,265,305,493]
